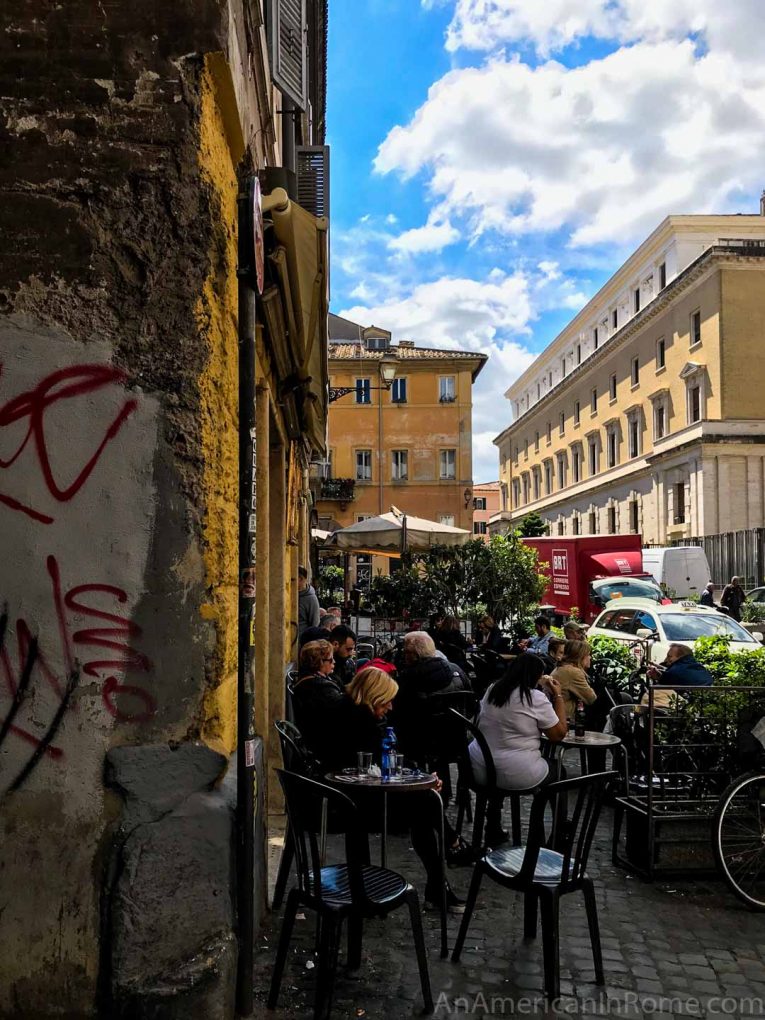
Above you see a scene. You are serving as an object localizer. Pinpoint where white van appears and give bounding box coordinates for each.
[641,546,711,598]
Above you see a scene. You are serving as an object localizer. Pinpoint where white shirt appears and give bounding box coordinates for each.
[469,686,559,791]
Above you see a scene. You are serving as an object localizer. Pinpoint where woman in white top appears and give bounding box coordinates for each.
[469,653,568,845]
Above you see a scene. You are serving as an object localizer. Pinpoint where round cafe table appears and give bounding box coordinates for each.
[557,730,622,775]
[325,769,448,957]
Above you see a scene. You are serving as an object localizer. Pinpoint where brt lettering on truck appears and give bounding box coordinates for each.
[552,549,570,595]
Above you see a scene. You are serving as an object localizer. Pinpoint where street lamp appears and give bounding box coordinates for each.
[328,352,398,402]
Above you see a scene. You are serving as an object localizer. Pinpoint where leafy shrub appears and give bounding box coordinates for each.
[315,564,344,606]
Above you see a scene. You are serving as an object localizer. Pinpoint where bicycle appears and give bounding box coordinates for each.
[712,770,765,910]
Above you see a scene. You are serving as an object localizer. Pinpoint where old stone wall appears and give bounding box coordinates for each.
[0,2,258,1015]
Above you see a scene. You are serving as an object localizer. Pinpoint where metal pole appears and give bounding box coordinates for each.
[236,183,258,1017]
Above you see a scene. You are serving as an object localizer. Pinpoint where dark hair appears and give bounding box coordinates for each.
[299,626,331,649]
[534,615,551,630]
[487,653,546,708]
[548,637,565,654]
[330,624,356,645]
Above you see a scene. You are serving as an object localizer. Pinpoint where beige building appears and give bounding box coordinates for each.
[492,210,765,543]
[472,481,501,542]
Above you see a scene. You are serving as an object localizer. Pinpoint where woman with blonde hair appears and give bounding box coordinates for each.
[346,666,398,719]
[552,639,597,720]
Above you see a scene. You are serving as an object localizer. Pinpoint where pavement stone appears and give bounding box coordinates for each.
[255,793,765,1018]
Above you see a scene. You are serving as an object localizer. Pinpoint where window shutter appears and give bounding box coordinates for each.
[268,0,307,110]
[296,145,330,219]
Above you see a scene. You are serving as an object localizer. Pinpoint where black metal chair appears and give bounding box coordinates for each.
[452,770,617,1000]
[272,720,321,909]
[449,708,537,849]
[268,769,433,1020]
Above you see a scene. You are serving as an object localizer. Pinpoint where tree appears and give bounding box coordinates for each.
[516,511,548,536]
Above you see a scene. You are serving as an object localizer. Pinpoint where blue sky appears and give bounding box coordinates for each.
[326,0,765,482]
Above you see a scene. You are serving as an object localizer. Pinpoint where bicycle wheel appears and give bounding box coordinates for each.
[713,773,765,911]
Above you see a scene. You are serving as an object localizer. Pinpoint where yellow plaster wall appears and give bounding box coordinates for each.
[720,265,765,419]
[195,56,241,754]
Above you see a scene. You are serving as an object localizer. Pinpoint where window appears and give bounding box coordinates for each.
[607,427,617,468]
[561,356,567,378]
[576,343,581,365]
[473,497,487,511]
[557,454,566,489]
[557,520,565,536]
[674,483,686,524]
[533,469,541,501]
[628,415,640,458]
[631,356,639,387]
[546,421,552,444]
[607,506,617,534]
[609,374,617,401]
[512,481,520,508]
[588,439,598,476]
[522,475,530,504]
[589,510,597,534]
[634,287,641,313]
[534,431,540,453]
[391,377,407,403]
[559,411,565,437]
[548,371,553,388]
[572,446,582,483]
[524,438,529,460]
[659,262,666,290]
[438,513,456,527]
[654,402,667,440]
[355,449,372,481]
[439,376,456,402]
[355,378,371,404]
[573,515,580,536]
[574,400,580,426]
[689,383,701,423]
[593,326,599,350]
[629,499,639,533]
[591,388,597,414]
[691,310,702,347]
[473,521,488,535]
[544,460,553,495]
[612,308,618,330]
[391,449,408,480]
[656,337,665,370]
[439,449,456,479]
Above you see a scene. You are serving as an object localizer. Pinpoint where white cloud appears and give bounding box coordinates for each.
[375,37,765,248]
[389,216,461,254]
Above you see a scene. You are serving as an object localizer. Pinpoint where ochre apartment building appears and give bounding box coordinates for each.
[316,314,486,580]
[492,209,765,543]
[472,481,501,542]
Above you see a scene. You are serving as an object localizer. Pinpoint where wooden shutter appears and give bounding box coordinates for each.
[296,145,330,219]
[268,0,307,110]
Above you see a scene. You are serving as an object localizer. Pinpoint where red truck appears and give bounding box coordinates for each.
[522,535,664,623]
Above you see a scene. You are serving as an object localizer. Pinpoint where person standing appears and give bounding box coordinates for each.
[297,565,320,638]
[720,576,746,621]
[699,582,716,608]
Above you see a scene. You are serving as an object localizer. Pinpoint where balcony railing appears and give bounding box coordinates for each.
[320,477,356,502]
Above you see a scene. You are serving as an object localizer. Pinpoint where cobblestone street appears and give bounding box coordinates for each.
[256,796,765,1019]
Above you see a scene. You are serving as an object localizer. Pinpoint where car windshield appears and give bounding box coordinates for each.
[594,579,663,601]
[660,613,759,643]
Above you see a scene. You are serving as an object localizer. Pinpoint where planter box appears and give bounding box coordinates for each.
[621,799,715,875]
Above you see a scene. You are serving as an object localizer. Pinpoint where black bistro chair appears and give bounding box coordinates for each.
[268,769,433,1020]
[272,720,321,909]
[449,709,538,849]
[452,771,617,1000]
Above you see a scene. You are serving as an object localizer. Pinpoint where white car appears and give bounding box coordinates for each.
[587,597,763,662]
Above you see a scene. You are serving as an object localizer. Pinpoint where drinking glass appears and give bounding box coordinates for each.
[357,751,373,776]
[393,754,405,779]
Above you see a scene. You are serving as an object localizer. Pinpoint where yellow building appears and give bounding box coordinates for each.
[316,314,486,580]
[492,211,765,543]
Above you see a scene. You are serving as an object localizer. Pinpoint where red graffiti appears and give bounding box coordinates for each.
[0,363,137,524]
[0,555,156,762]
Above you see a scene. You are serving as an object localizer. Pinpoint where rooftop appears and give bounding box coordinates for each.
[328,340,487,380]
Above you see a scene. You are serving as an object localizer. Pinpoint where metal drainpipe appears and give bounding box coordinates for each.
[235,182,257,1018]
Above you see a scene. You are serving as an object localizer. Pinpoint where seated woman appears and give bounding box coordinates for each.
[300,665,469,911]
[434,615,471,670]
[552,639,598,720]
[469,653,568,846]
[291,639,346,764]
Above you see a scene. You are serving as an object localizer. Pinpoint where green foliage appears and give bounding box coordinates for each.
[516,511,548,536]
[367,567,432,619]
[693,635,765,686]
[742,600,765,623]
[314,564,344,606]
[589,635,638,692]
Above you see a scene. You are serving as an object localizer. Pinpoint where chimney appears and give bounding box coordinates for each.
[398,340,416,349]
[761,190,765,216]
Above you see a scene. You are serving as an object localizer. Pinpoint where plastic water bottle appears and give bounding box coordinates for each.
[575,700,586,738]
[381,727,397,782]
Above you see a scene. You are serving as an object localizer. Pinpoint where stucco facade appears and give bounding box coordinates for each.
[472,481,500,542]
[316,315,485,579]
[492,216,765,545]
